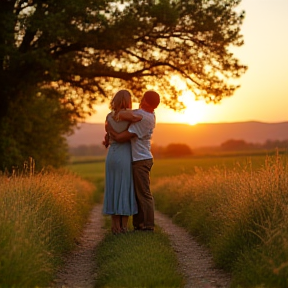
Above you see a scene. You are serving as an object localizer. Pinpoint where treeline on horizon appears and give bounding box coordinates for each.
[69,138,288,158]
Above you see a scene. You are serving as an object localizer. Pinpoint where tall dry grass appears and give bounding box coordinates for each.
[153,153,288,287]
[0,169,95,288]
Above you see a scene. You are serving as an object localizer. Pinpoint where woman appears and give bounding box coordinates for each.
[102,89,142,234]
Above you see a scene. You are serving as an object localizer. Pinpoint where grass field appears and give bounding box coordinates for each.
[68,150,288,287]
[0,169,96,288]
[1,150,286,287]
[152,152,288,287]
[67,152,277,183]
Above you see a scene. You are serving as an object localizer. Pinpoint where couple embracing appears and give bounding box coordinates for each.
[102,89,160,234]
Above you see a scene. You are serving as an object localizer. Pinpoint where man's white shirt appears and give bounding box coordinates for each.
[128,109,155,162]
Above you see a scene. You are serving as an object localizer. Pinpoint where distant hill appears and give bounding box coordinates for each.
[66,121,288,148]
[67,122,106,147]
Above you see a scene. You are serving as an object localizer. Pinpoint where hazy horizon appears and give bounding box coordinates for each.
[68,121,288,149]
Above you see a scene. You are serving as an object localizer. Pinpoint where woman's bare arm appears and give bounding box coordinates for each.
[117,110,142,122]
[106,121,136,143]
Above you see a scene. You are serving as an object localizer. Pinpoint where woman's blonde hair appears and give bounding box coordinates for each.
[109,89,132,111]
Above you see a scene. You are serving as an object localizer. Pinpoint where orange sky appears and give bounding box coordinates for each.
[87,0,288,125]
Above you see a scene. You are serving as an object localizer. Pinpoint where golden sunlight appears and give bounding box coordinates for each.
[177,92,207,125]
[166,75,208,125]
[86,75,209,125]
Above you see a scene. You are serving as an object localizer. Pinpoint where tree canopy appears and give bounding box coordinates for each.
[0,0,247,170]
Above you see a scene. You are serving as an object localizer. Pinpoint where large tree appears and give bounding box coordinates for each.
[0,0,247,170]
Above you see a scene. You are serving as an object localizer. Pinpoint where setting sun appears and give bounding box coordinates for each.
[148,91,208,126]
[177,92,207,125]
[164,75,208,125]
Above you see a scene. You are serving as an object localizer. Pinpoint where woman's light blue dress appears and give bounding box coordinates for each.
[102,113,138,216]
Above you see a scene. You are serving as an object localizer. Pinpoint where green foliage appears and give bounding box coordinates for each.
[152,153,288,287]
[0,170,96,288]
[95,229,184,287]
[157,143,193,158]
[0,91,72,171]
[0,0,247,113]
[0,0,247,170]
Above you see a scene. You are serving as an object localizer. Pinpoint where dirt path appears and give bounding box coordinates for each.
[51,204,106,288]
[51,204,231,288]
[154,211,231,288]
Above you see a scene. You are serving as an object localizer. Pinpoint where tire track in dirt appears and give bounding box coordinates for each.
[155,211,231,288]
[51,204,106,288]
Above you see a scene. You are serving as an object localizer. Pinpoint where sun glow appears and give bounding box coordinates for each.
[165,75,208,125]
[86,75,210,125]
[177,92,207,125]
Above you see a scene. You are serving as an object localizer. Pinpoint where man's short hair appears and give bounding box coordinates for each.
[143,91,160,108]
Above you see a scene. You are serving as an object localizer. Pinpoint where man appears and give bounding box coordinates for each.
[107,90,160,231]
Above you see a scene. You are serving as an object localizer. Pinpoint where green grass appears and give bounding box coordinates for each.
[67,151,288,288]
[68,159,105,182]
[68,158,185,288]
[68,152,272,183]
[67,159,105,203]
[151,154,267,179]
[95,229,184,288]
[68,155,106,164]
[2,151,281,288]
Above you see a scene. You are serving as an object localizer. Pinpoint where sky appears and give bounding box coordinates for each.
[86,0,288,125]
